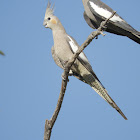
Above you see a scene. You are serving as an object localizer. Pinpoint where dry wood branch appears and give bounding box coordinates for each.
[44,11,116,140]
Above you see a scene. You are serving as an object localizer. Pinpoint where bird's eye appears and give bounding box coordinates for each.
[48,17,51,20]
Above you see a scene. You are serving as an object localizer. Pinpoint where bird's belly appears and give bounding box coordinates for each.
[54,45,73,62]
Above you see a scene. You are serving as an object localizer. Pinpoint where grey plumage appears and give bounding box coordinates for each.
[82,0,140,44]
[43,2,127,120]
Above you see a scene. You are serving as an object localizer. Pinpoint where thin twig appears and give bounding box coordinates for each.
[44,11,116,140]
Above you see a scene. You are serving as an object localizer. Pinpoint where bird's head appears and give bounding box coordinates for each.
[43,2,62,30]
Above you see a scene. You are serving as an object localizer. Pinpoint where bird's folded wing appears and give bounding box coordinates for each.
[87,0,123,21]
[87,0,140,35]
[66,35,105,89]
[52,46,88,83]
[87,0,139,34]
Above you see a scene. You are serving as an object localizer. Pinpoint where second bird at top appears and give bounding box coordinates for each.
[82,0,140,44]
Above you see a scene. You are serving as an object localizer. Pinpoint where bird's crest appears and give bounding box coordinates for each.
[45,1,55,18]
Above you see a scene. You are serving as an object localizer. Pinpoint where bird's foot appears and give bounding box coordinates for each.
[99,31,106,36]
[100,21,107,31]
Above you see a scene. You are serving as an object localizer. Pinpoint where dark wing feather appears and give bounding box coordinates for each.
[66,35,106,89]
[87,0,140,34]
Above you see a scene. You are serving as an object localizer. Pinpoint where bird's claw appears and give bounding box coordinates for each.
[100,21,107,30]
[99,31,106,36]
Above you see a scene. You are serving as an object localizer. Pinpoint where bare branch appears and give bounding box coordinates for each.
[44,11,116,140]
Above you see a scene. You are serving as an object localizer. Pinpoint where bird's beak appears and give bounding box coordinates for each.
[43,20,48,28]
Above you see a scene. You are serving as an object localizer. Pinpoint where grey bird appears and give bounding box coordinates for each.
[82,0,140,44]
[43,2,127,120]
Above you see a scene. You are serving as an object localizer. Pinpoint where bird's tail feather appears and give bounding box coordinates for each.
[127,31,140,44]
[90,80,127,120]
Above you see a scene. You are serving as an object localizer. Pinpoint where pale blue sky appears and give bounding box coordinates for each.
[0,0,140,140]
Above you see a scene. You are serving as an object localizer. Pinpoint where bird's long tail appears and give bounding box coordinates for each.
[90,79,127,120]
[127,31,140,44]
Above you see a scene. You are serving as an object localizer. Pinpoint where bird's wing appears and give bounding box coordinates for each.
[66,35,105,89]
[87,0,124,22]
[87,0,139,34]
[51,46,88,83]
[66,35,127,120]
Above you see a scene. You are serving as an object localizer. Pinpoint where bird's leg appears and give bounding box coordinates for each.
[90,30,105,39]
[97,21,107,36]
[98,31,106,36]
[100,21,107,31]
